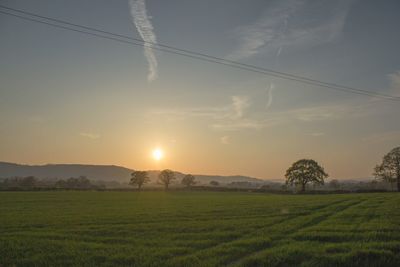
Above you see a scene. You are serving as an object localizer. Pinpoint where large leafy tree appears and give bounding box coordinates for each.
[285,159,328,192]
[374,147,400,192]
[181,174,196,188]
[158,169,175,190]
[129,171,150,190]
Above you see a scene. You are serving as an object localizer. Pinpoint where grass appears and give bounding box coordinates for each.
[0,191,399,266]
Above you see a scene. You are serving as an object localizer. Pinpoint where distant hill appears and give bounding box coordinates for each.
[0,162,267,185]
[0,162,133,182]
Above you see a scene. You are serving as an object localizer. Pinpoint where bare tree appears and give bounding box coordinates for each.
[209,181,219,187]
[374,147,400,192]
[20,176,37,188]
[329,179,340,190]
[158,169,175,190]
[285,159,328,192]
[181,174,196,188]
[129,171,150,190]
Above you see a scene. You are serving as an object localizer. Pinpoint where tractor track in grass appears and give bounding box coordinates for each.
[226,198,368,267]
[166,198,354,265]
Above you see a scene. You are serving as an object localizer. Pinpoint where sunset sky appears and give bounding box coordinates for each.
[1,0,399,180]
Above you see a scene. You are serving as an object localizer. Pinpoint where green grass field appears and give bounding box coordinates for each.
[1,191,399,266]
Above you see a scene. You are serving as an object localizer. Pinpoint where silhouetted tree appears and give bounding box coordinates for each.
[181,174,196,188]
[158,169,175,190]
[77,176,91,188]
[285,159,328,192]
[20,176,37,188]
[329,179,340,190]
[374,147,400,192]
[209,181,219,187]
[55,179,67,188]
[369,179,378,190]
[55,176,93,189]
[129,171,149,190]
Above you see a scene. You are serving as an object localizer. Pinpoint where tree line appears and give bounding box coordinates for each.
[281,146,400,192]
[129,170,196,190]
[1,146,398,192]
[130,146,400,192]
[0,176,101,190]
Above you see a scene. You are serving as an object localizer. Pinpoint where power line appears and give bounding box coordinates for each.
[1,5,399,102]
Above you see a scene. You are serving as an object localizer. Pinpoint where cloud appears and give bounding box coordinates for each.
[362,130,400,144]
[149,96,363,132]
[149,106,230,121]
[220,136,230,145]
[276,46,283,57]
[212,120,266,131]
[228,0,355,60]
[266,83,274,109]
[149,96,249,121]
[294,107,341,122]
[210,101,370,130]
[129,0,158,81]
[231,96,249,118]
[148,95,274,131]
[388,71,400,96]
[310,132,325,137]
[80,132,100,139]
[28,116,45,124]
[388,71,400,86]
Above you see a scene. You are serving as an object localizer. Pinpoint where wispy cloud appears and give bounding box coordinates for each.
[266,83,274,109]
[293,106,345,122]
[228,0,355,60]
[362,130,400,144]
[28,116,45,124]
[148,94,382,133]
[148,95,272,131]
[388,71,400,86]
[388,71,400,96]
[231,96,249,118]
[80,132,100,139]
[212,120,264,131]
[220,136,230,145]
[229,101,371,131]
[310,132,325,137]
[129,0,158,82]
[281,99,384,124]
[149,106,230,121]
[149,96,250,122]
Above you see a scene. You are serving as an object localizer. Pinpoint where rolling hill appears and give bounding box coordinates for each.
[0,162,267,185]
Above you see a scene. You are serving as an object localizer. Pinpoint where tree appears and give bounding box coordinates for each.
[158,169,175,190]
[285,159,328,192]
[209,181,219,187]
[374,147,400,192]
[77,176,91,188]
[329,179,340,190]
[181,174,196,188]
[20,176,37,188]
[369,179,378,190]
[129,171,150,190]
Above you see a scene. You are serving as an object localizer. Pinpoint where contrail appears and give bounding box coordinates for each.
[276,46,282,58]
[129,0,158,82]
[275,18,287,61]
[266,17,287,109]
[266,46,281,109]
[266,82,274,109]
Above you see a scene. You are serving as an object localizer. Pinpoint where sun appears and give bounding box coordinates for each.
[152,148,164,161]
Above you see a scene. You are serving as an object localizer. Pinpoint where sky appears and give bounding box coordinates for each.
[0,0,399,180]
